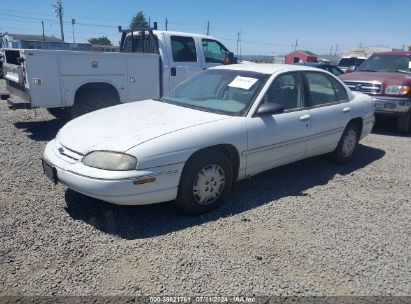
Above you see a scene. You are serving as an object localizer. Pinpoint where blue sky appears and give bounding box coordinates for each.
[0,0,409,55]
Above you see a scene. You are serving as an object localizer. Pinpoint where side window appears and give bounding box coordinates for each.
[331,67,343,76]
[263,73,304,110]
[305,72,339,106]
[170,36,197,62]
[202,39,228,64]
[329,77,349,102]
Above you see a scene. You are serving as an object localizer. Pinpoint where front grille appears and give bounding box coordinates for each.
[344,81,382,95]
[53,140,83,164]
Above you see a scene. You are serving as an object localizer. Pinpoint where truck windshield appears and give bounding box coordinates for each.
[357,54,411,73]
[161,69,269,116]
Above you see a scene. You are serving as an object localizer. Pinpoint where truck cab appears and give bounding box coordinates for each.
[340,51,411,133]
[1,30,236,119]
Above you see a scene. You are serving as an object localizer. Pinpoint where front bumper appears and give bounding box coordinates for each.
[373,96,411,116]
[43,140,184,205]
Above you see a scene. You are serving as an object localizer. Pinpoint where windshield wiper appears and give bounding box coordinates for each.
[397,69,411,74]
[359,69,376,72]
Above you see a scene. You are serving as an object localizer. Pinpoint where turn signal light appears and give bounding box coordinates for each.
[134,178,156,185]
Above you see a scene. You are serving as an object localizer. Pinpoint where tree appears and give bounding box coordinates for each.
[129,11,148,30]
[88,36,112,45]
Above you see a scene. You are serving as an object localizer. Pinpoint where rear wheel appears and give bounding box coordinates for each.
[47,108,70,120]
[330,122,360,164]
[176,150,233,215]
[70,89,120,118]
[397,110,411,133]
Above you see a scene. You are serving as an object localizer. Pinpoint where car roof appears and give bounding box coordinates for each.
[295,62,329,67]
[210,63,323,74]
[129,30,217,40]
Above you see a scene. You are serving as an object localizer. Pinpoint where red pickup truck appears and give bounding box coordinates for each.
[340,51,411,133]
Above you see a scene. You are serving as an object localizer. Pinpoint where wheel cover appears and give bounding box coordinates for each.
[341,129,357,157]
[192,164,226,205]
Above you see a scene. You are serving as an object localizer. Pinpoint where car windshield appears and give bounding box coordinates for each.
[338,58,365,67]
[357,54,411,73]
[161,69,269,116]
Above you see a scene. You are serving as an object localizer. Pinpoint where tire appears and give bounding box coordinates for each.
[330,122,360,164]
[47,108,70,120]
[397,110,411,133]
[70,89,120,119]
[176,150,233,215]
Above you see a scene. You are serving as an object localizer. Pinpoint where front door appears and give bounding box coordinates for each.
[246,72,311,176]
[200,38,230,69]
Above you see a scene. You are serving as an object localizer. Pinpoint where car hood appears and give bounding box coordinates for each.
[339,71,411,83]
[57,100,230,155]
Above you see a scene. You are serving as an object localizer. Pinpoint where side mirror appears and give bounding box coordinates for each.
[255,103,285,116]
[224,52,237,65]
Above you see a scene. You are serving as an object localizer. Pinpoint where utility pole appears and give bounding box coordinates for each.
[206,21,210,36]
[41,21,45,41]
[53,0,64,41]
[402,44,405,51]
[294,39,298,51]
[330,45,333,56]
[334,44,339,56]
[165,18,168,31]
[236,31,241,58]
[71,19,75,43]
[148,17,151,28]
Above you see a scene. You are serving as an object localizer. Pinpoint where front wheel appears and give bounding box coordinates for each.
[330,123,360,164]
[397,110,411,133]
[176,150,233,215]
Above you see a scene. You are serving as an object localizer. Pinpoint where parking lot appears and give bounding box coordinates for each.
[0,78,410,296]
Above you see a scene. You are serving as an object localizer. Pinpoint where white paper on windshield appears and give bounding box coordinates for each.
[409,61,411,69]
[228,76,258,90]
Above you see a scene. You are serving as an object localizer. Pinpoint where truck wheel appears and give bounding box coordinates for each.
[330,122,360,164]
[176,150,233,215]
[47,108,70,120]
[397,110,411,133]
[71,89,120,118]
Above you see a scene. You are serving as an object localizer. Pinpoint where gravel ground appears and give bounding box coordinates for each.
[0,79,410,297]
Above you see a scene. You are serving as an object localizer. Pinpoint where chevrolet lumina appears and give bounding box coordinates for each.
[42,64,374,215]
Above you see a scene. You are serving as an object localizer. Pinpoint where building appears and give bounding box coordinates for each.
[285,50,318,64]
[340,46,393,59]
[0,33,92,51]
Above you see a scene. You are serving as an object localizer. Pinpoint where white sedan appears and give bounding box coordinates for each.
[42,64,375,215]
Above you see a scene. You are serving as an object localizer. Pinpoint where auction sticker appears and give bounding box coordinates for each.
[228,76,258,90]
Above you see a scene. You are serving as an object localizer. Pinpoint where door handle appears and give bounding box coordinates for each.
[342,107,351,113]
[299,114,310,121]
[171,67,176,76]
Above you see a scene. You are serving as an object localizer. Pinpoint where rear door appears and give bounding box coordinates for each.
[165,34,202,91]
[303,71,352,157]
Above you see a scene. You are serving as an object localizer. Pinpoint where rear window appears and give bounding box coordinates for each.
[5,50,20,65]
[338,57,365,67]
[122,34,158,53]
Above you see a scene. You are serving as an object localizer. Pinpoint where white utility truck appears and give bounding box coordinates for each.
[1,28,236,118]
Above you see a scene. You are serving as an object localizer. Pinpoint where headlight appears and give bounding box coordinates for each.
[385,85,410,96]
[82,151,137,171]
